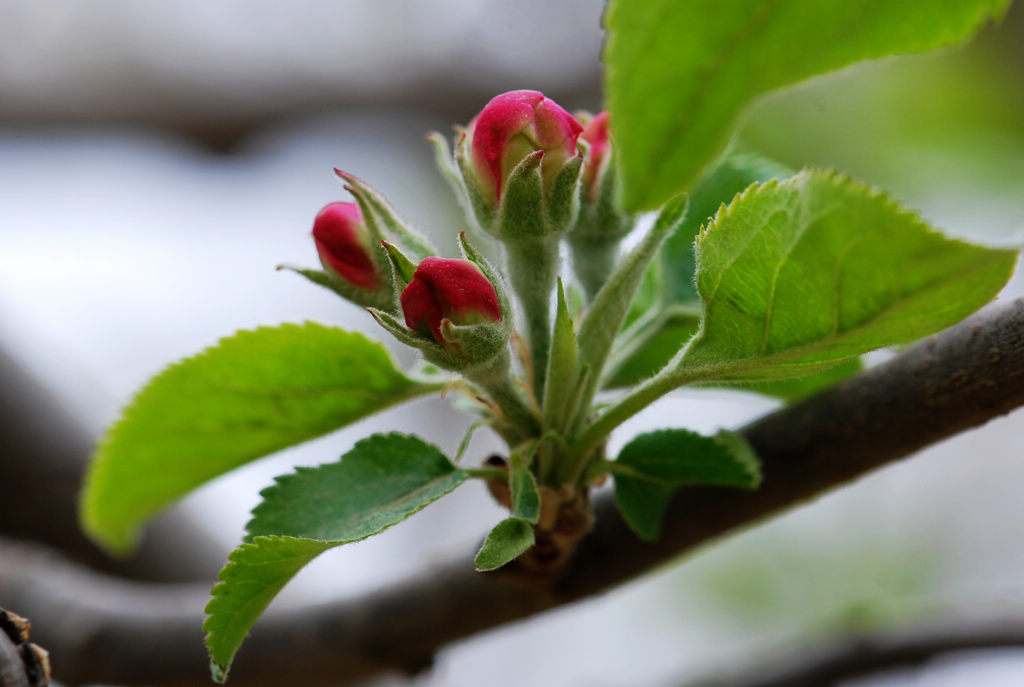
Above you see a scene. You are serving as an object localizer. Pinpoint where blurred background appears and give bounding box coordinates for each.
[1,1,1023,685]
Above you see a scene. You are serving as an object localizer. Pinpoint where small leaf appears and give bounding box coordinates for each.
[475,518,535,572]
[614,429,760,541]
[508,453,540,524]
[82,323,443,555]
[678,170,1018,383]
[660,154,793,305]
[542,281,581,432]
[205,536,334,683]
[246,433,467,541]
[206,433,465,680]
[608,155,790,390]
[605,0,1012,209]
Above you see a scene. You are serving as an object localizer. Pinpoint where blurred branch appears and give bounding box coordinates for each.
[0,348,225,582]
[689,612,1024,687]
[0,297,1022,686]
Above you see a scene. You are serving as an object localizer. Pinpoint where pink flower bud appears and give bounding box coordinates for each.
[580,110,611,201]
[468,90,583,203]
[401,257,501,346]
[312,202,379,289]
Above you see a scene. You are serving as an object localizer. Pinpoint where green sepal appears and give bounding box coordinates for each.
[455,129,498,233]
[427,131,468,207]
[335,169,437,260]
[546,153,584,234]
[497,150,548,240]
[458,232,514,328]
[380,240,418,291]
[276,264,393,310]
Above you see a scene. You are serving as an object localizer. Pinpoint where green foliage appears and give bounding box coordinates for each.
[609,154,792,388]
[475,518,536,572]
[206,433,465,680]
[660,154,794,306]
[205,536,333,683]
[605,0,1012,210]
[614,429,761,541]
[678,170,1018,382]
[508,453,540,524]
[81,323,442,555]
[474,452,540,571]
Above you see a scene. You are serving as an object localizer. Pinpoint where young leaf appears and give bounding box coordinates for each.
[246,433,467,540]
[614,429,760,541]
[572,195,689,429]
[542,281,581,432]
[474,518,535,572]
[81,323,443,555]
[508,453,540,524]
[660,154,793,305]
[206,433,465,681]
[678,171,1019,383]
[607,155,790,390]
[205,536,335,683]
[605,0,1012,210]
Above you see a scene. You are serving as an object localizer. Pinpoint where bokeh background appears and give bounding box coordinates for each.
[1,1,1023,685]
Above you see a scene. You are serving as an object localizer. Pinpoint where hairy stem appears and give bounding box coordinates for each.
[503,237,559,405]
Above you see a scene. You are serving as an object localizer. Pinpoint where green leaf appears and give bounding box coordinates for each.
[716,357,864,402]
[475,518,535,572]
[542,281,581,432]
[508,453,540,524]
[608,155,790,390]
[81,323,442,555]
[678,170,1018,383]
[660,154,793,305]
[206,433,465,680]
[614,429,761,541]
[246,433,467,540]
[605,0,1012,210]
[205,536,334,683]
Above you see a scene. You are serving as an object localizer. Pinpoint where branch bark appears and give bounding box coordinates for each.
[688,612,1024,687]
[0,347,226,582]
[0,298,1021,687]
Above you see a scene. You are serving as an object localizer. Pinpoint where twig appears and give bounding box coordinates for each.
[686,612,1024,687]
[0,346,226,582]
[0,298,1021,687]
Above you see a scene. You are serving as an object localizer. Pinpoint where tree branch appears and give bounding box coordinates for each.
[0,346,226,582]
[688,611,1024,687]
[1,298,1021,687]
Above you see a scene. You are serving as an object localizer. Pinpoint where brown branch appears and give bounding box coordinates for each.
[0,346,226,582]
[1,298,1022,687]
[687,612,1024,687]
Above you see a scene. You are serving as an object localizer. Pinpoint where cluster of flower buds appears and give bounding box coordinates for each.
[292,89,633,399]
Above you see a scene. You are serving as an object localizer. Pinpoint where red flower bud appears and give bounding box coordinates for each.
[401,257,501,346]
[312,202,379,289]
[468,90,583,203]
[580,110,611,201]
